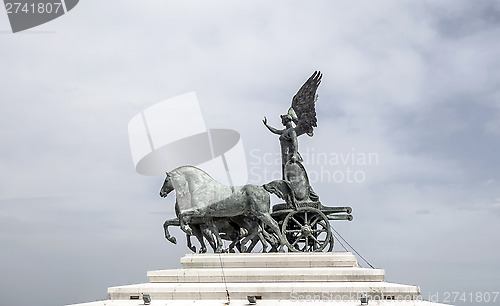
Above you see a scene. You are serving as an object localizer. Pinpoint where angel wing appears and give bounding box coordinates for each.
[288,71,322,137]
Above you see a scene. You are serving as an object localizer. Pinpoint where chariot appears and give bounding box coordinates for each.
[160,71,353,253]
[268,161,352,252]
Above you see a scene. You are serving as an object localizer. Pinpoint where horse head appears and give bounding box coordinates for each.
[160,172,174,197]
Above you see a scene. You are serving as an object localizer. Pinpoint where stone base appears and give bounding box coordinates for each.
[67,252,452,306]
[71,300,449,306]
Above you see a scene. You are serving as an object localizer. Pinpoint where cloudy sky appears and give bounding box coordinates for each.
[1,1,499,305]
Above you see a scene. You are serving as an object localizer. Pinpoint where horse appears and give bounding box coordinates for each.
[163,212,276,253]
[162,200,246,253]
[159,166,285,252]
[162,199,221,253]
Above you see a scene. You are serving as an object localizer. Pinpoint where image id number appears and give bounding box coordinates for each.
[443,292,499,303]
[5,2,62,14]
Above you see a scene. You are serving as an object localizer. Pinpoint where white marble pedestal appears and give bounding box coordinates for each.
[68,252,451,305]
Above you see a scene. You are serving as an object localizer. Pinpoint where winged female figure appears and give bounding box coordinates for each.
[263,71,322,180]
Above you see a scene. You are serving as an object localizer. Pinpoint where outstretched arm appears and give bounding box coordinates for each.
[263,117,283,135]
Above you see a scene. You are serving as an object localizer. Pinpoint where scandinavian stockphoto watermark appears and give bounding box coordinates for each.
[289,291,499,303]
[3,0,79,33]
[249,147,379,184]
[128,92,248,186]
[290,292,420,303]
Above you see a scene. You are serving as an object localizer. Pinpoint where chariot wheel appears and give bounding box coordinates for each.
[325,233,334,252]
[282,207,332,252]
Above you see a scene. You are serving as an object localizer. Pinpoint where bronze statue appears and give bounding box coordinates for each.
[159,71,353,253]
[263,71,322,179]
[160,166,286,252]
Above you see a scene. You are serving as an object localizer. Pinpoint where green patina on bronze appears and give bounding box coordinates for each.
[160,71,353,253]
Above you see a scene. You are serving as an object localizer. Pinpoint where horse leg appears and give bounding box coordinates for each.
[241,223,268,252]
[246,185,285,251]
[259,225,279,252]
[225,231,242,252]
[266,229,280,252]
[227,233,238,253]
[190,224,207,253]
[227,220,244,253]
[240,234,256,253]
[257,229,269,252]
[207,219,224,253]
[231,216,252,253]
[246,236,260,253]
[186,232,196,253]
[255,212,286,252]
[239,228,258,253]
[163,218,179,244]
[179,214,193,236]
[237,219,265,252]
[227,226,244,253]
[200,224,216,252]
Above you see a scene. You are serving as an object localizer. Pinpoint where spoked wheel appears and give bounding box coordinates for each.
[282,207,332,252]
[326,233,334,252]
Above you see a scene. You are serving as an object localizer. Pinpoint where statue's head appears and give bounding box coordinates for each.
[160,172,174,197]
[280,114,292,126]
